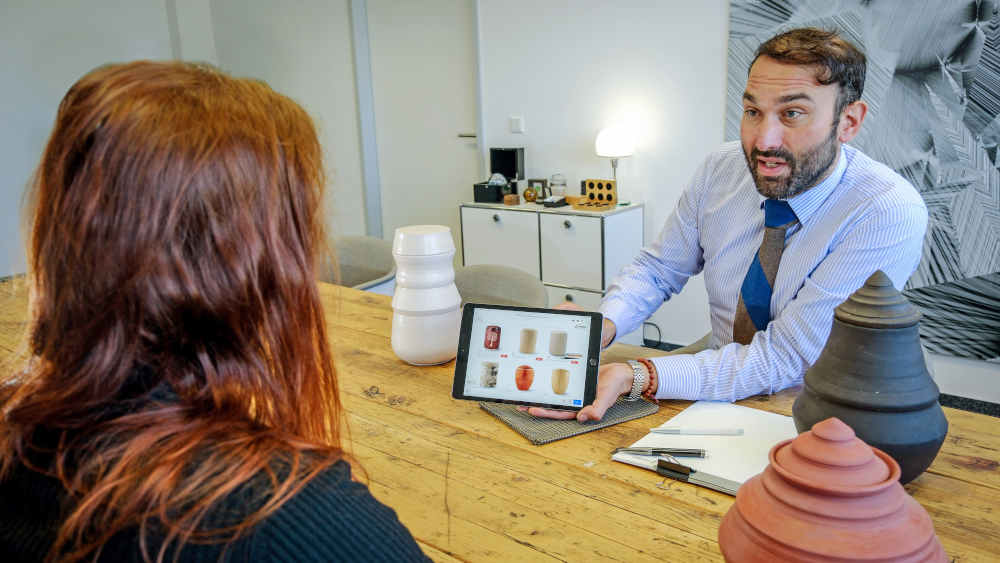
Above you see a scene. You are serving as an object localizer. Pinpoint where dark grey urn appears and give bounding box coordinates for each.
[792,270,948,484]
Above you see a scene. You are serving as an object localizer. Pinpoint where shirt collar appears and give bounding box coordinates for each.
[757,145,848,225]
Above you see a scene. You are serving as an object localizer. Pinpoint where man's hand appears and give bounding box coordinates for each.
[518,363,633,422]
[553,300,617,349]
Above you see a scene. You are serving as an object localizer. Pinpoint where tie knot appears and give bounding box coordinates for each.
[764,199,797,228]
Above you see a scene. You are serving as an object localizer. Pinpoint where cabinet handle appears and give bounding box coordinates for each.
[493,214,500,222]
[565,294,574,302]
[563,220,572,229]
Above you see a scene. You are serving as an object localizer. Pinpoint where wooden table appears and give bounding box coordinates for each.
[1,278,998,561]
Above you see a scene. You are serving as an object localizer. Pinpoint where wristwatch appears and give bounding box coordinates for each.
[625,360,649,402]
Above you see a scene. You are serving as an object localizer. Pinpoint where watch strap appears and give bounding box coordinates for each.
[625,360,648,402]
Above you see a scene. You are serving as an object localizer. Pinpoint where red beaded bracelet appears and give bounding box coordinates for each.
[637,357,657,401]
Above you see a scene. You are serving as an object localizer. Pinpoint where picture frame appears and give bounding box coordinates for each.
[527,178,549,199]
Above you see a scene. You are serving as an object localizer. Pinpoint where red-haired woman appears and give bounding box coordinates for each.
[0,61,428,562]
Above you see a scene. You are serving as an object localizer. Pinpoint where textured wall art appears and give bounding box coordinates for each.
[726,0,1000,361]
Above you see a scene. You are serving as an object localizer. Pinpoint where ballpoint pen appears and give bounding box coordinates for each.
[650,427,744,436]
[612,447,706,458]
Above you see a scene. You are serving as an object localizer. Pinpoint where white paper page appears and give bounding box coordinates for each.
[612,401,798,485]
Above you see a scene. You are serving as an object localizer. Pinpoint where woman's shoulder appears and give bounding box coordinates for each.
[248,459,429,562]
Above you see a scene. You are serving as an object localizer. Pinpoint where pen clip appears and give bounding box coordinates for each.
[658,459,692,475]
[656,458,693,481]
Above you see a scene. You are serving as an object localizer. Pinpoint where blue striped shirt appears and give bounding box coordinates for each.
[601,141,928,401]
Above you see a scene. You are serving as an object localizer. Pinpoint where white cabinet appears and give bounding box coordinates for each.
[460,207,540,278]
[460,201,644,345]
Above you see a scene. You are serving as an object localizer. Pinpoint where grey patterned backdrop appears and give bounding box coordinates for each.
[726,0,1000,361]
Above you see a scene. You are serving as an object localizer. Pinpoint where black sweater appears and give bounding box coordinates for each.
[0,456,430,562]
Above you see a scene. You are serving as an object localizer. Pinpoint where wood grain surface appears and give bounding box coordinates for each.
[1,278,996,561]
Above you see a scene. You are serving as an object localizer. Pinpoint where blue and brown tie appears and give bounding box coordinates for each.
[733,199,798,345]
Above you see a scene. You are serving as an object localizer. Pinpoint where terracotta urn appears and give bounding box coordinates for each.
[514,365,534,390]
[793,271,948,484]
[718,417,946,562]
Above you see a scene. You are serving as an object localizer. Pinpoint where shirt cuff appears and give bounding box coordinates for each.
[599,299,634,347]
[649,354,701,400]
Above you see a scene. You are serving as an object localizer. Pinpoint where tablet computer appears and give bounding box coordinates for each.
[452,303,603,411]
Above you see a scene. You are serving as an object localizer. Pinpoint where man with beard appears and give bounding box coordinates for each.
[526,27,927,421]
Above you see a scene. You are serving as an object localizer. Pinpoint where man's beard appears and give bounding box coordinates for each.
[744,123,840,199]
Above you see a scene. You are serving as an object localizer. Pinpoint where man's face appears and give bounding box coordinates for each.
[740,56,843,199]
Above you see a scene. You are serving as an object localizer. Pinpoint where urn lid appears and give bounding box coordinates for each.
[774,418,895,492]
[835,271,921,328]
[392,225,455,256]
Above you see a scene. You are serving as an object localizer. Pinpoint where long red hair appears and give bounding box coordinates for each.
[1,61,341,562]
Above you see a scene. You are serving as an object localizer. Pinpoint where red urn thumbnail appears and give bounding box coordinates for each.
[484,325,501,349]
[514,365,534,390]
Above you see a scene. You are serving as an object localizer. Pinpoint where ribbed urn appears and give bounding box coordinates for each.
[792,271,948,484]
[718,417,946,562]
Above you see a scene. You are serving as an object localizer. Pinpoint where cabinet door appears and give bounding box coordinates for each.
[545,286,603,311]
[544,286,642,345]
[540,214,602,290]
[460,207,540,278]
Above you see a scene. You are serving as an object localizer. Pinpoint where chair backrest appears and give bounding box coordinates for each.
[453,264,548,308]
[324,236,395,289]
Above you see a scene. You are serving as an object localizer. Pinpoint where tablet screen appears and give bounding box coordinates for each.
[452,304,602,411]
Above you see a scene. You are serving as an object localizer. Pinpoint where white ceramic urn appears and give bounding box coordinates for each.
[390,225,462,365]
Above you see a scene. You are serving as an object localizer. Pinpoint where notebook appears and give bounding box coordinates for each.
[612,400,798,486]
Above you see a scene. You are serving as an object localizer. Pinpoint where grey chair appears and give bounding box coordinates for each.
[454,264,548,308]
[660,331,712,355]
[323,236,395,290]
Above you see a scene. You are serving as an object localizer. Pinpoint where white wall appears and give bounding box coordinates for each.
[478,0,727,346]
[0,0,177,278]
[210,0,367,238]
[170,0,219,62]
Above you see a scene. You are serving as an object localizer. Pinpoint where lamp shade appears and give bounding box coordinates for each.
[595,126,635,158]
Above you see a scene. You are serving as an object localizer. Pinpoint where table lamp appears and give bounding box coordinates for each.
[595,126,635,180]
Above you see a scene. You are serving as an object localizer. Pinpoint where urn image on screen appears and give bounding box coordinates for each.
[549,331,567,356]
[519,328,538,354]
[551,368,570,394]
[515,365,535,390]
[480,361,498,388]
[484,325,500,349]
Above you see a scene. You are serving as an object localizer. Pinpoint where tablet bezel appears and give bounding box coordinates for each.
[451,303,603,412]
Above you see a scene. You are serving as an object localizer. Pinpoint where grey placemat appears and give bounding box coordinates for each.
[480,398,659,445]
